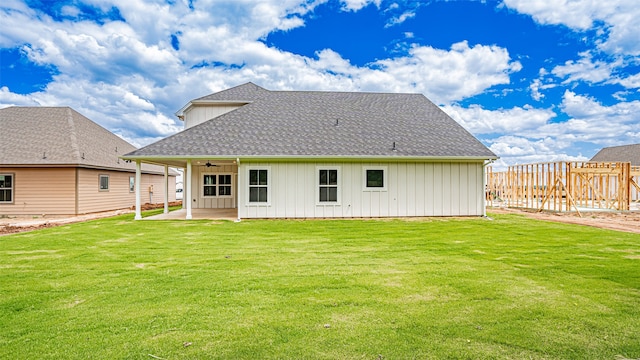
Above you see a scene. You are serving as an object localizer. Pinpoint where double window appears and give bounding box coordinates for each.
[0,174,13,203]
[318,167,340,204]
[203,174,232,197]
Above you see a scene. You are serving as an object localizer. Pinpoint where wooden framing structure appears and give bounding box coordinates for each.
[487,162,638,214]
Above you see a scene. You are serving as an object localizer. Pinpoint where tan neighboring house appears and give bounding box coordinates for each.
[0,106,177,217]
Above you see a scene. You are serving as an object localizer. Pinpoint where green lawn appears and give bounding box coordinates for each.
[1,213,639,359]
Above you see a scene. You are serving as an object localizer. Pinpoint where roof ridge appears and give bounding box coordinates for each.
[193,82,269,101]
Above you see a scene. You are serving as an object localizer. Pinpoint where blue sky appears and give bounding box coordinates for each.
[1,0,639,168]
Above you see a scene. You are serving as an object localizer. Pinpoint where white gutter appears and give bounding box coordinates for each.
[122,154,499,163]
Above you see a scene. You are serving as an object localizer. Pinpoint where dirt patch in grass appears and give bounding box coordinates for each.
[489,207,640,234]
[0,202,182,236]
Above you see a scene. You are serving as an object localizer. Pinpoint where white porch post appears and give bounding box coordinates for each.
[163,165,169,214]
[134,160,142,220]
[182,168,186,209]
[186,159,193,220]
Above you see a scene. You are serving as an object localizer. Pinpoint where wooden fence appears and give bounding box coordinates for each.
[487,162,639,214]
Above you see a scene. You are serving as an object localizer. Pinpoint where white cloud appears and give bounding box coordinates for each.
[0,86,41,106]
[503,0,640,55]
[551,51,620,84]
[443,104,556,135]
[371,41,521,104]
[487,135,589,169]
[385,10,416,27]
[340,0,381,11]
[0,1,521,149]
[612,72,640,89]
[446,89,640,167]
[60,5,81,17]
[529,78,555,101]
[558,91,640,141]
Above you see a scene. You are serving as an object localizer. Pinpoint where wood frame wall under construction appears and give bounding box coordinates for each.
[487,162,639,214]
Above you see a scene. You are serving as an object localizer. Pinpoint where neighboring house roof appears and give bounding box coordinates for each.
[0,106,174,174]
[590,143,640,166]
[126,83,497,160]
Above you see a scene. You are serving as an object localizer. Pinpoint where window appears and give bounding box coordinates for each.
[202,174,233,197]
[248,168,269,203]
[203,174,217,196]
[318,168,339,203]
[0,174,13,203]
[99,175,109,191]
[129,176,135,192]
[363,166,387,191]
[219,174,232,196]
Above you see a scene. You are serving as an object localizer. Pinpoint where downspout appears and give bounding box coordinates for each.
[236,157,241,222]
[75,168,79,215]
[483,159,495,217]
[186,159,192,220]
[135,160,142,220]
[163,165,169,214]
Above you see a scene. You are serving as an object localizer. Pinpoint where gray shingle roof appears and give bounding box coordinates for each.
[590,143,640,166]
[0,106,172,174]
[194,81,270,102]
[126,83,497,159]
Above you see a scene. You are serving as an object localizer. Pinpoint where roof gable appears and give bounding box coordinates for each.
[127,85,497,160]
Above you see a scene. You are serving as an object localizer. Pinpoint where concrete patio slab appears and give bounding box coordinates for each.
[143,208,238,221]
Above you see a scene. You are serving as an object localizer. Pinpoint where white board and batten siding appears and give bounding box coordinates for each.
[237,161,485,219]
[184,105,242,129]
[189,164,238,209]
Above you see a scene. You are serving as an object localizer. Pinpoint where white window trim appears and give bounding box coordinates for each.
[201,173,234,198]
[363,166,388,191]
[246,166,271,206]
[0,173,14,204]
[99,174,109,192]
[316,166,341,206]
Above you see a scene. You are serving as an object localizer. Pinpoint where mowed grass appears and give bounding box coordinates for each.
[1,213,639,359]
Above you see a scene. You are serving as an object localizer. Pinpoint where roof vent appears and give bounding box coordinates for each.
[42,152,47,159]
[335,119,339,126]
[392,142,397,151]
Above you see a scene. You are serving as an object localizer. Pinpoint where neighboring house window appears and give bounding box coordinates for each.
[248,168,269,203]
[363,166,387,191]
[203,174,232,197]
[129,176,135,192]
[99,175,109,191]
[318,167,339,203]
[0,174,13,203]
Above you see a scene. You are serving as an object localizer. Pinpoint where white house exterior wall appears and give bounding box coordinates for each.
[184,105,242,129]
[237,161,485,218]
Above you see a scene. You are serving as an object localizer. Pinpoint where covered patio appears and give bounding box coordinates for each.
[127,158,239,221]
